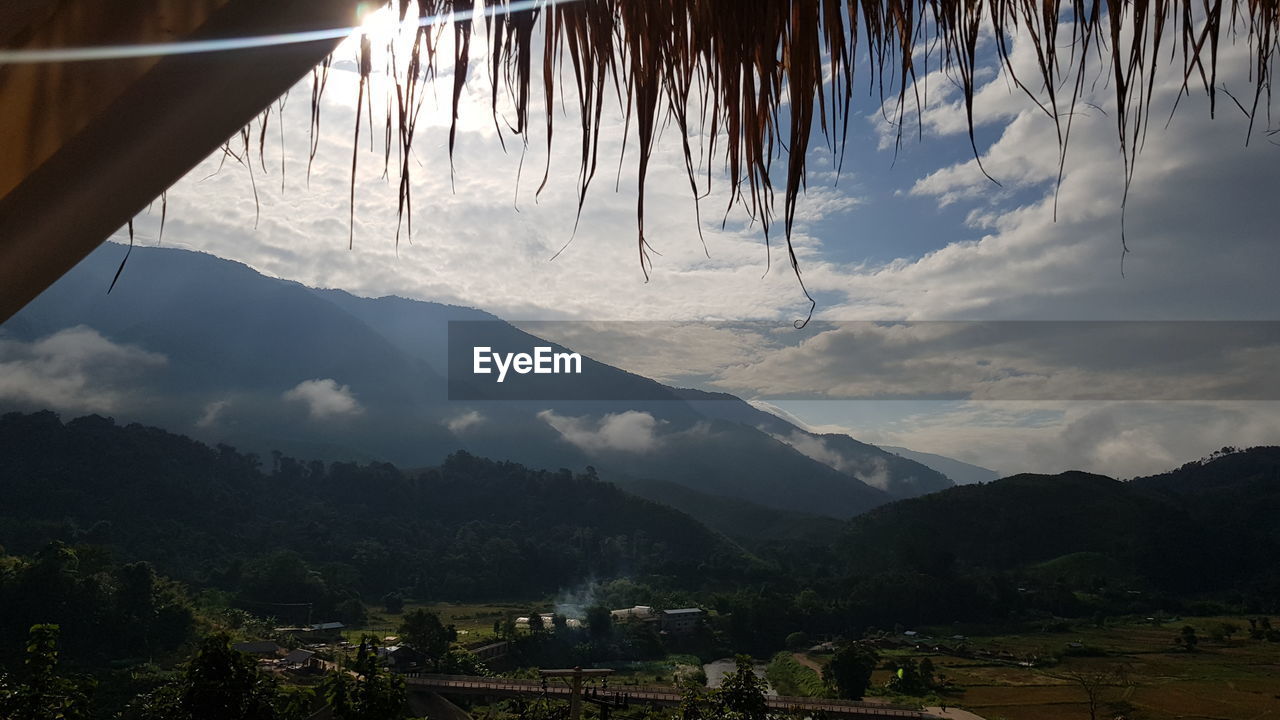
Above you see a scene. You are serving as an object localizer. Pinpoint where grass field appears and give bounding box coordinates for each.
[338,604,1279,719]
[830,616,1280,720]
[766,652,831,698]
[343,601,532,645]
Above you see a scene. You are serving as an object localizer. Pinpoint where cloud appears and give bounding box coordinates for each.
[196,399,230,428]
[766,428,894,490]
[747,399,817,430]
[446,410,485,433]
[282,378,364,419]
[709,321,1280,401]
[821,22,1280,322]
[113,13,1277,330]
[511,321,778,384]
[0,327,166,413]
[96,20,1279,481]
[537,410,663,454]
[826,400,1280,479]
[117,29,852,325]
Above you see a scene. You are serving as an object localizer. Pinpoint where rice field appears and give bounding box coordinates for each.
[843,616,1280,720]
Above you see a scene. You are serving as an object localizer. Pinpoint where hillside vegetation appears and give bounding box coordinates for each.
[0,411,761,620]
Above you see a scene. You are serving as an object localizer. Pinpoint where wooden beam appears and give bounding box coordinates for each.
[0,0,361,322]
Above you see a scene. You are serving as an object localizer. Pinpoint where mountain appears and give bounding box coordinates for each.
[878,445,1000,485]
[1131,446,1280,562]
[676,390,954,498]
[836,448,1280,602]
[1,244,951,517]
[0,410,761,606]
[609,474,846,546]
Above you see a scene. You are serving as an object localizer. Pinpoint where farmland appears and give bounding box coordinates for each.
[806,617,1280,720]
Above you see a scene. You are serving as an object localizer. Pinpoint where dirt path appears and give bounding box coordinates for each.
[792,652,824,673]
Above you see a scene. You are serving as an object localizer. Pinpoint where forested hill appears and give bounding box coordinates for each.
[0,411,760,618]
[5,243,948,518]
[838,452,1280,605]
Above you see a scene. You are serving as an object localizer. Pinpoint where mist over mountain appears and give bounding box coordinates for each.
[879,446,1000,486]
[1,244,954,517]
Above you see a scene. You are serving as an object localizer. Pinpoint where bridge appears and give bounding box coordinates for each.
[402,673,930,719]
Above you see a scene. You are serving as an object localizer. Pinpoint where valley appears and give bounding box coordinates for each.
[1,246,1277,719]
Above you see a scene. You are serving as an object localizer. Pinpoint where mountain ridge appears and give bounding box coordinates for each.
[2,243,955,517]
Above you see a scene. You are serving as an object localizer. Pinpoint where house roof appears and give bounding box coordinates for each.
[663,608,703,616]
[311,622,345,630]
[232,641,283,655]
[282,648,315,664]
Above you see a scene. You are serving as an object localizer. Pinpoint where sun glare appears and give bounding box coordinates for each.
[356,4,405,47]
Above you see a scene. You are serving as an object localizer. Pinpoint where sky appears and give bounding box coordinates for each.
[102,6,1280,478]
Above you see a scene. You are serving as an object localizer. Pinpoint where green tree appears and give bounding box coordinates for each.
[716,655,769,720]
[918,658,936,689]
[526,611,545,634]
[0,625,93,720]
[124,632,287,720]
[239,551,328,606]
[823,641,878,700]
[323,637,407,720]
[381,592,404,615]
[585,606,613,639]
[784,632,810,650]
[397,609,456,669]
[551,613,569,634]
[886,658,931,695]
[335,598,368,626]
[1176,625,1199,652]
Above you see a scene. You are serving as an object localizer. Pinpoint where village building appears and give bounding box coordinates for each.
[660,608,704,635]
[281,648,320,670]
[376,644,424,671]
[232,640,284,657]
[610,605,655,622]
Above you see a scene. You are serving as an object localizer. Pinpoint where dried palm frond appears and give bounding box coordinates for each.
[297,0,1278,322]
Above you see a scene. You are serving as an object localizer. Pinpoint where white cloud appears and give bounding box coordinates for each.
[766,428,894,490]
[827,400,1280,479]
[0,327,166,413]
[819,20,1280,322]
[446,410,485,433]
[114,12,1278,330]
[117,29,856,325]
[99,19,1279,476]
[708,321,1280,401]
[537,409,663,454]
[513,321,777,383]
[197,399,230,428]
[282,378,363,419]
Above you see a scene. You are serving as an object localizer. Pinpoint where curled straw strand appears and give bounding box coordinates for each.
[256,0,1276,322]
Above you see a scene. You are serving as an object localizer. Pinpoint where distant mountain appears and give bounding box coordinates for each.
[837,448,1280,600]
[2,244,952,517]
[676,390,953,498]
[879,445,999,485]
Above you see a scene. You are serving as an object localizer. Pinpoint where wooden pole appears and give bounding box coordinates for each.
[539,667,614,720]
